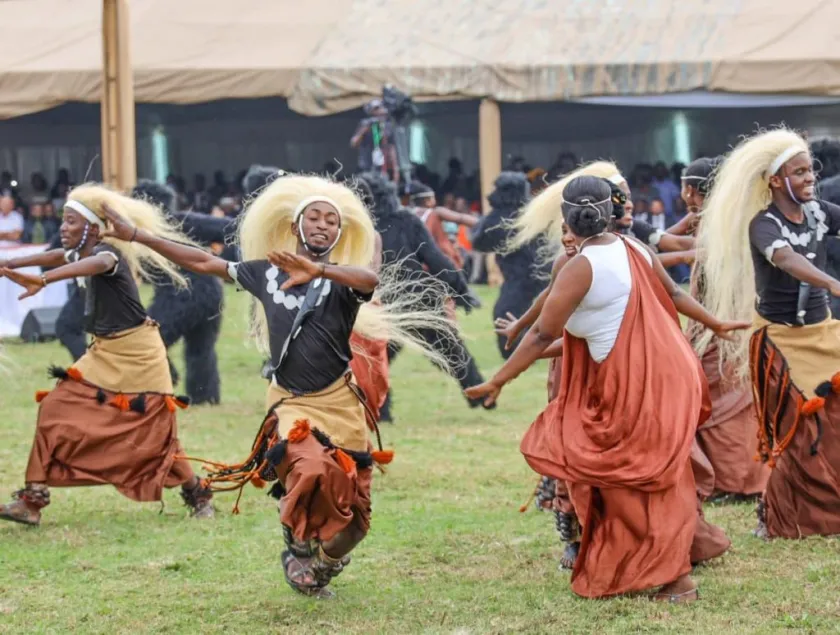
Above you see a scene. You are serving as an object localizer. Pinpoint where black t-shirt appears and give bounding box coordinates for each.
[229,259,372,394]
[83,243,147,335]
[748,200,840,325]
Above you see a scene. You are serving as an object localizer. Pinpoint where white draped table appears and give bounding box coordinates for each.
[0,244,69,338]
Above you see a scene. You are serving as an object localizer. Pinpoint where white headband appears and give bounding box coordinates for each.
[293,196,342,222]
[607,174,626,186]
[768,146,807,178]
[64,200,106,230]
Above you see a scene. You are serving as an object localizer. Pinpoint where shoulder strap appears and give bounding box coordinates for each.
[272,279,326,373]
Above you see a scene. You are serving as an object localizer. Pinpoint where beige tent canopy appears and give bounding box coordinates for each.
[2,0,839,120]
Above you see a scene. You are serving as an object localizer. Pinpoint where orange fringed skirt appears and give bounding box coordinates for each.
[751,319,840,538]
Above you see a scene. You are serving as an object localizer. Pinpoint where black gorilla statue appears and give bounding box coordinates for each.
[52,180,234,405]
[355,172,489,419]
[470,171,549,358]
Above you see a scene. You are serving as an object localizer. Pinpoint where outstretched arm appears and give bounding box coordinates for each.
[102,204,232,281]
[772,247,840,295]
[658,233,696,252]
[1,253,114,299]
[657,249,696,268]
[466,256,592,406]
[495,253,571,348]
[0,248,67,271]
[634,238,749,336]
[436,207,479,228]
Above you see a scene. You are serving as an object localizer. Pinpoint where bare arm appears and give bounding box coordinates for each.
[372,232,383,273]
[435,207,479,228]
[0,229,22,241]
[538,338,564,359]
[773,246,840,294]
[42,254,115,283]
[493,256,592,387]
[500,253,571,341]
[350,122,370,148]
[667,212,699,236]
[0,248,67,270]
[658,233,696,252]
[324,264,379,295]
[657,250,696,268]
[137,230,231,280]
[637,239,744,333]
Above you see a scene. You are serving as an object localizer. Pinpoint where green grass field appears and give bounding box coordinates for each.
[2,285,840,634]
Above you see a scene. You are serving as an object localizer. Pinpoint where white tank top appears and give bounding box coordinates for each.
[565,239,653,362]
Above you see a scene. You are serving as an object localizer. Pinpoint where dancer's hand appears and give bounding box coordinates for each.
[100,203,137,242]
[464,379,504,408]
[1,268,44,299]
[830,281,840,297]
[494,312,521,350]
[267,251,323,290]
[711,320,751,341]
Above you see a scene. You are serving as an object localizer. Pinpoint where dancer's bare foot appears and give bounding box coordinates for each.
[652,575,698,603]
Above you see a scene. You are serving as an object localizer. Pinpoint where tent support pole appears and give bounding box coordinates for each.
[479,98,503,286]
[101,0,136,190]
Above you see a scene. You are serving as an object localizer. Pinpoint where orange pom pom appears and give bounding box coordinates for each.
[65,367,83,382]
[287,419,311,443]
[34,390,50,403]
[371,449,395,465]
[250,476,266,489]
[111,394,130,411]
[802,396,826,416]
[173,398,189,410]
[164,396,177,412]
[832,372,840,394]
[334,449,357,475]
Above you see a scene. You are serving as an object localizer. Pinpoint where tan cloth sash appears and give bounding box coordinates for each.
[752,314,840,398]
[265,373,369,452]
[72,319,173,395]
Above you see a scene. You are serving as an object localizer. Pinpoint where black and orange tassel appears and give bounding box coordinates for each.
[34,390,50,403]
[802,397,825,417]
[287,419,311,443]
[129,394,146,414]
[334,449,357,475]
[371,449,395,465]
[111,394,130,411]
[65,368,83,382]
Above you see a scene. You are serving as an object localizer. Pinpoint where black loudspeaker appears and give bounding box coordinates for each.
[19,306,63,343]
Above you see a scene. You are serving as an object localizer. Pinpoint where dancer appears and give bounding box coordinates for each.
[357,172,488,416]
[101,174,450,598]
[467,175,747,600]
[819,173,840,317]
[681,158,769,501]
[697,128,840,539]
[501,164,730,568]
[470,171,550,358]
[0,184,214,526]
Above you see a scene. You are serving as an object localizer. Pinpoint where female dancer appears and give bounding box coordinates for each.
[468,175,747,601]
[0,184,214,526]
[697,128,840,539]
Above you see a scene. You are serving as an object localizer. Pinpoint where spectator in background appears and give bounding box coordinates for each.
[548,152,578,181]
[50,168,73,200]
[637,198,676,232]
[0,194,24,247]
[631,163,662,204]
[190,174,211,213]
[210,170,228,205]
[442,158,470,198]
[27,172,50,204]
[633,197,650,218]
[652,161,681,217]
[22,198,58,244]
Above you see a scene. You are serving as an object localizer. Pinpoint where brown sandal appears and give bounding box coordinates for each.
[282,550,334,599]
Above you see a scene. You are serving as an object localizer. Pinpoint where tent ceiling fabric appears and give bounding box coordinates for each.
[1,0,839,119]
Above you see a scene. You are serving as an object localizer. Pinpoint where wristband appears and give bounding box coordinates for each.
[40,274,48,287]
